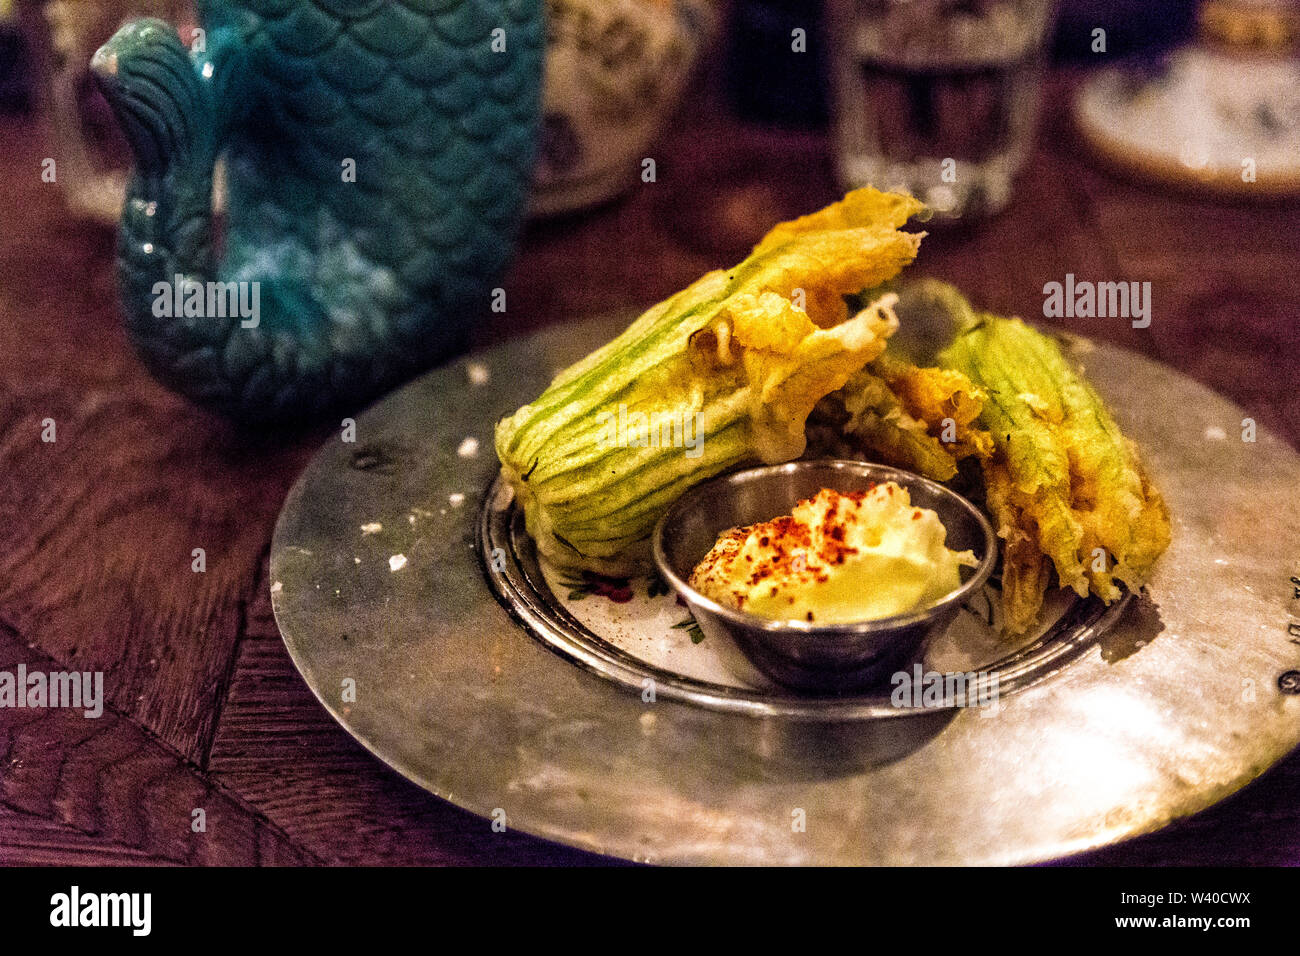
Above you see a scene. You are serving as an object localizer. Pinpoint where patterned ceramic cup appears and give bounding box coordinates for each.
[530,0,718,216]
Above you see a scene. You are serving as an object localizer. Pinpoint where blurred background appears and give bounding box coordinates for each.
[9,0,1292,363]
[2,1,1295,343]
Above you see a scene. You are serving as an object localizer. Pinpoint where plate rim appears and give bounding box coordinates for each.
[479,470,1137,721]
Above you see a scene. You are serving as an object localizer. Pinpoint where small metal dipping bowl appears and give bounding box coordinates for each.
[652,460,997,695]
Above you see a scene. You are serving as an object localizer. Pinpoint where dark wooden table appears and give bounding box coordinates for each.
[2,72,1298,866]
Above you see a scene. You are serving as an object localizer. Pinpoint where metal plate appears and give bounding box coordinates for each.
[270,313,1300,865]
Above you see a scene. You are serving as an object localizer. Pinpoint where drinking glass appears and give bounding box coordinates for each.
[826,0,1059,223]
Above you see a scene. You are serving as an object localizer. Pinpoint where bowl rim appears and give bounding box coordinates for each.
[651,458,998,636]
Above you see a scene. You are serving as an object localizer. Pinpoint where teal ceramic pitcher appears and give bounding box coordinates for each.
[91,0,543,423]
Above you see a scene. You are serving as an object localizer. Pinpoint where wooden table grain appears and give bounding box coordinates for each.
[1,74,1298,866]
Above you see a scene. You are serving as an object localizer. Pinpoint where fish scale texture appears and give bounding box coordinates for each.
[97,0,543,423]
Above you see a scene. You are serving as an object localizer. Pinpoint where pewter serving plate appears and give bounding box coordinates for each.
[270,313,1300,865]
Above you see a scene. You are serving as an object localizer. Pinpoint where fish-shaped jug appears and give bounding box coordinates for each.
[91,0,542,423]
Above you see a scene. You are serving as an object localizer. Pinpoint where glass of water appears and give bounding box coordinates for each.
[826,0,1059,223]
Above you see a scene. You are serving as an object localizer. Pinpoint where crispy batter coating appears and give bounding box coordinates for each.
[495,188,924,574]
[942,315,1172,632]
[813,283,1171,637]
[808,357,993,482]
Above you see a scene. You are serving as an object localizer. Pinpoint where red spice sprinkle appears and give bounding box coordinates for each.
[690,485,933,614]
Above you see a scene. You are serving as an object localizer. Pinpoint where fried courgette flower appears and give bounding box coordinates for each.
[495,188,924,574]
[808,354,993,482]
[817,279,1171,635]
[939,308,1172,633]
